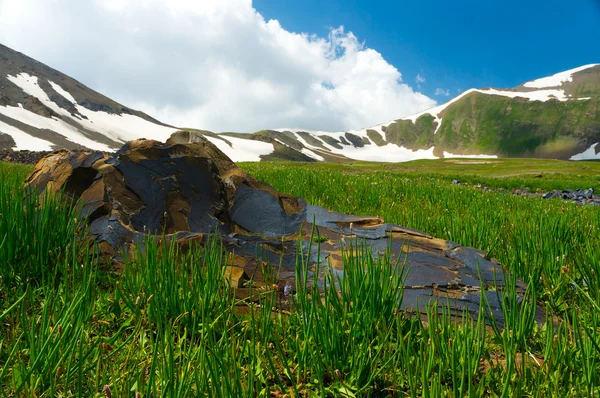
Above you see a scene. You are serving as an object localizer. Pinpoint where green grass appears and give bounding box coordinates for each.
[1,159,600,396]
[267,157,600,191]
[379,92,600,158]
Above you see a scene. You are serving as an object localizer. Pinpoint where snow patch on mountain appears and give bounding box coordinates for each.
[480,88,569,101]
[338,144,437,162]
[276,128,438,162]
[271,76,584,162]
[396,83,581,133]
[402,89,477,123]
[0,119,54,150]
[399,89,479,134]
[359,79,590,137]
[204,135,274,162]
[4,73,177,148]
[48,81,77,103]
[443,151,498,159]
[0,103,114,151]
[72,105,176,143]
[299,147,325,161]
[523,64,599,89]
[365,123,387,135]
[570,143,600,161]
[2,58,598,163]
[271,138,322,161]
[7,73,49,102]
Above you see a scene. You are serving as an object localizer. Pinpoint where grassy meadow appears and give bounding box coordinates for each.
[1,158,600,397]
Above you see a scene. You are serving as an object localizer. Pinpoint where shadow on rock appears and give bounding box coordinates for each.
[25,130,543,327]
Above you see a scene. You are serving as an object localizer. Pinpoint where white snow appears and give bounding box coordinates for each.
[48,81,77,103]
[295,132,438,162]
[204,135,273,162]
[365,123,387,135]
[72,106,177,143]
[395,89,481,135]
[271,138,323,161]
[6,73,50,102]
[395,84,574,136]
[290,131,326,151]
[0,104,114,151]
[479,88,569,101]
[443,151,498,159]
[274,125,498,162]
[48,79,176,142]
[248,64,600,163]
[281,136,324,160]
[0,120,54,151]
[5,73,177,149]
[343,128,372,138]
[523,64,599,88]
[396,74,598,135]
[570,143,600,160]
[337,144,437,162]
[273,129,438,162]
[299,147,325,161]
[434,118,443,134]
[290,132,334,157]
[403,89,479,124]
[4,64,597,164]
[8,74,64,112]
[277,128,343,137]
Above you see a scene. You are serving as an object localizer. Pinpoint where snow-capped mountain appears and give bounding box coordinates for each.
[1,43,599,162]
[0,43,177,152]
[258,63,600,162]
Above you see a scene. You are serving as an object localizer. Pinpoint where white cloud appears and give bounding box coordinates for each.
[415,73,425,89]
[435,88,451,96]
[0,0,436,132]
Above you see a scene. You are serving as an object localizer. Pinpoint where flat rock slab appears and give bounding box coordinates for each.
[26,131,536,326]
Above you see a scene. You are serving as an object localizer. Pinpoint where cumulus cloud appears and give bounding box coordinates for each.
[0,0,436,132]
[435,88,451,96]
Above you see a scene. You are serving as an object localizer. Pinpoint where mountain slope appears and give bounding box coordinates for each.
[0,43,177,151]
[243,64,600,162]
[0,44,290,161]
[381,64,600,160]
[1,42,598,162]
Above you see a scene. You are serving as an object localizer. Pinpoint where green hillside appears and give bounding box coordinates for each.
[435,93,600,157]
[377,72,600,160]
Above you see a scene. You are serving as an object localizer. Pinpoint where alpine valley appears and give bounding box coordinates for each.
[1,43,598,162]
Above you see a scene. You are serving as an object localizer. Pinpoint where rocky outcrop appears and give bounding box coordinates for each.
[25,131,535,325]
[0,133,16,149]
[542,188,598,205]
[0,149,51,164]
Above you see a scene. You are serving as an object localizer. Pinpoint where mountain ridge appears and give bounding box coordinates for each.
[262,64,600,161]
[0,43,598,162]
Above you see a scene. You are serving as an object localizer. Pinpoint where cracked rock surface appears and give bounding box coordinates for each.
[26,131,535,325]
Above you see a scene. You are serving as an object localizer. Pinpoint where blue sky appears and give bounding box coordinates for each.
[255,0,600,98]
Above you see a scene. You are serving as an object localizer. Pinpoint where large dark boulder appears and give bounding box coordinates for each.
[25,130,533,325]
